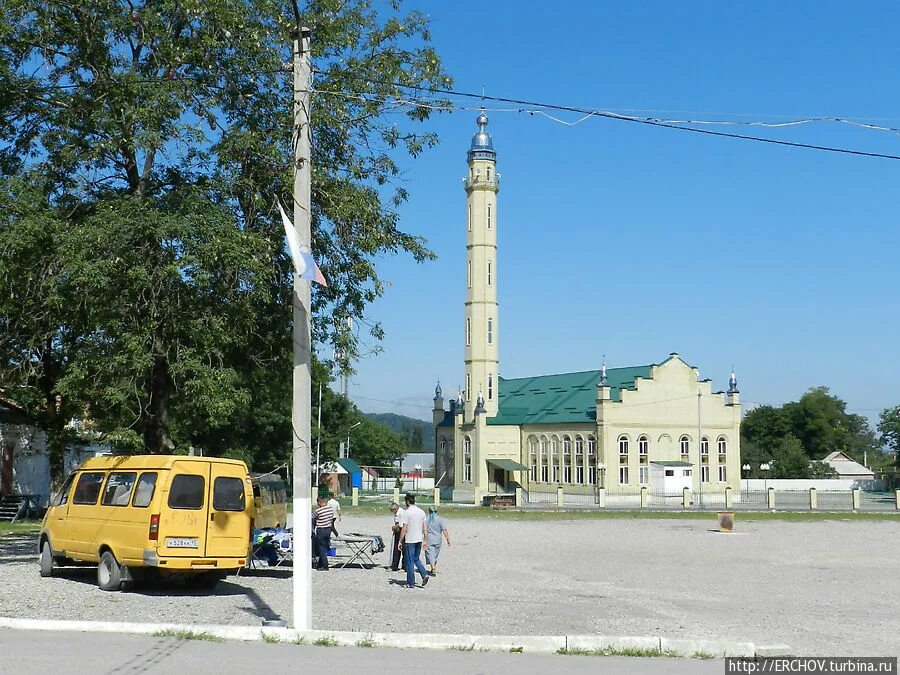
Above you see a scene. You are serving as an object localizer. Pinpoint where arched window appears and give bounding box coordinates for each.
[465,318,471,346]
[540,436,549,482]
[679,435,690,463]
[486,167,491,180]
[487,318,493,344]
[529,436,538,481]
[618,435,629,485]
[467,205,471,232]
[587,436,597,485]
[551,436,560,483]
[575,435,585,484]
[700,437,710,483]
[487,205,492,229]
[487,260,492,286]
[465,374,471,402]
[563,436,572,483]
[463,436,472,482]
[717,436,727,458]
[488,374,493,401]
[638,435,649,484]
[467,260,472,288]
[439,440,445,452]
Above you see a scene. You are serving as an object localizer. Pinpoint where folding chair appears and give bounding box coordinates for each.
[272,530,294,567]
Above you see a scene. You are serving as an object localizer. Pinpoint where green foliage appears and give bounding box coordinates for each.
[741,388,881,478]
[0,0,450,466]
[364,412,432,451]
[878,406,900,466]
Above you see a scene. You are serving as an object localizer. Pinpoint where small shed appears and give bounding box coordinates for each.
[821,451,874,480]
[337,457,363,490]
[650,460,693,495]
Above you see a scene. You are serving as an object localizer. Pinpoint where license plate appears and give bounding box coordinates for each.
[166,537,199,549]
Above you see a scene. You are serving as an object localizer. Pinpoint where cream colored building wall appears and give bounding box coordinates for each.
[520,424,597,494]
[597,357,741,492]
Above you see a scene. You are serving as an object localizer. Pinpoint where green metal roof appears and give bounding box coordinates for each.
[487,365,654,426]
[487,458,529,472]
[336,457,362,474]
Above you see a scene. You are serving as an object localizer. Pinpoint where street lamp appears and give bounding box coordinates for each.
[742,464,751,493]
[760,462,771,492]
[345,421,361,458]
[597,462,606,490]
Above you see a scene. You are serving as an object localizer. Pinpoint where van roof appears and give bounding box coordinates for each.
[76,455,249,472]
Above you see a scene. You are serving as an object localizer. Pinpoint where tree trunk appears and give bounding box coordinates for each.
[143,331,175,454]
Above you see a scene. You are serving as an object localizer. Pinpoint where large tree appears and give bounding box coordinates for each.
[0,0,450,465]
[878,406,900,467]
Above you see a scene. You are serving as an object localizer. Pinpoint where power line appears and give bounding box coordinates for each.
[328,77,900,161]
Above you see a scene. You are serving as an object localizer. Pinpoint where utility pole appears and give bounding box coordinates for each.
[314,383,322,488]
[697,389,703,508]
[291,24,313,632]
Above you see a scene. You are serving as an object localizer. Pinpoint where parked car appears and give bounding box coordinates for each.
[39,454,252,590]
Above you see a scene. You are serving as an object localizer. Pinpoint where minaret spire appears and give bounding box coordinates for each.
[464,112,499,418]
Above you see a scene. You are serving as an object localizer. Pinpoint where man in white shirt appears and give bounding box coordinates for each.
[398,493,429,589]
[327,492,341,522]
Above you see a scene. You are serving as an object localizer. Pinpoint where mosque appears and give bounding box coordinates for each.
[432,113,743,504]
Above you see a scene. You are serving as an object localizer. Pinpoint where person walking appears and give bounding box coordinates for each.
[313,495,336,571]
[425,506,451,576]
[388,501,406,572]
[398,493,429,589]
[327,491,342,522]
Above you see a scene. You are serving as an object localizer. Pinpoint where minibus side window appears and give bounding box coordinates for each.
[101,472,137,506]
[168,474,205,510]
[72,472,105,505]
[53,474,76,507]
[132,473,158,508]
[214,477,246,512]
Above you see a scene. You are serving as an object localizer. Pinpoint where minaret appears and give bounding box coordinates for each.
[464,112,500,418]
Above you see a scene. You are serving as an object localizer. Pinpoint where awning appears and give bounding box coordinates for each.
[487,458,529,472]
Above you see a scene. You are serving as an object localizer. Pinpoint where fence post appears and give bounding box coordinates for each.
[392,487,400,505]
[682,487,690,509]
[724,486,733,509]
[596,487,606,508]
[556,485,564,508]
[474,487,482,506]
[852,488,860,511]
[809,487,817,511]
[433,487,441,507]
[896,489,900,511]
[640,486,648,508]
[351,487,359,507]
[767,487,775,510]
[515,486,523,507]
[310,486,318,501]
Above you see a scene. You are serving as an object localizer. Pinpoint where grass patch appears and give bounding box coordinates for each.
[693,651,716,660]
[336,504,900,522]
[313,636,337,647]
[0,520,41,537]
[557,646,681,658]
[153,629,224,643]
[509,646,524,653]
[356,637,377,648]
[449,643,475,652]
[262,633,281,644]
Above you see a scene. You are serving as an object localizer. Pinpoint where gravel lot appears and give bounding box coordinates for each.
[2,514,898,656]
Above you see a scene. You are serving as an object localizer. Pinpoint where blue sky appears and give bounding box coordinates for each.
[344,1,900,426]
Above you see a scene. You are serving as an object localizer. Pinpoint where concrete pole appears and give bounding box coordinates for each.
[291,26,313,632]
[697,389,703,508]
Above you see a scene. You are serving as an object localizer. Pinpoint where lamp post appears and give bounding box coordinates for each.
[598,462,606,490]
[742,463,750,493]
[345,421,361,459]
[760,462,771,492]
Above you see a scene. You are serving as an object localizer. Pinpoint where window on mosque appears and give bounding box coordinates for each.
[488,374,493,400]
[718,465,727,482]
[467,260,472,288]
[639,466,649,484]
[701,465,710,483]
[717,436,727,462]
[700,438,709,463]
[487,260,492,286]
[463,437,472,482]
[618,436,629,461]
[619,466,629,485]
[486,167,491,180]
[529,437,538,482]
[563,437,572,483]
[540,437,549,482]
[551,437,560,483]
[465,318,471,346]
[487,205,492,229]
[638,436,649,463]
[575,436,584,485]
[467,205,471,232]
[487,318,493,344]
[587,436,596,485]
[680,436,690,462]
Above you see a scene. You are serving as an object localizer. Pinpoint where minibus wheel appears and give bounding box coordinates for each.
[97,551,123,591]
[39,541,55,578]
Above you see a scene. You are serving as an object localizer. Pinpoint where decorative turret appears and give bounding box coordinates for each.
[433,380,443,408]
[475,391,486,415]
[456,390,465,416]
[726,369,740,406]
[597,361,611,402]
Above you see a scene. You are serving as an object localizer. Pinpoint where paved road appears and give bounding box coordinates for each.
[0,629,724,675]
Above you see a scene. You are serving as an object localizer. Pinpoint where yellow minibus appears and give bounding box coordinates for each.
[39,455,252,591]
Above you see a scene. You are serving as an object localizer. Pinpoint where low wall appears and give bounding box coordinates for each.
[742,478,888,491]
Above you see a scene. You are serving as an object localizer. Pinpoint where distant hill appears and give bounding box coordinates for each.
[362,412,432,453]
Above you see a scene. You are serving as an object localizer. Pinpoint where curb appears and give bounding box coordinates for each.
[0,617,778,658]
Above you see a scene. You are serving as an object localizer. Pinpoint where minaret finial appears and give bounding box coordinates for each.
[600,354,608,386]
[434,380,442,399]
[728,368,739,394]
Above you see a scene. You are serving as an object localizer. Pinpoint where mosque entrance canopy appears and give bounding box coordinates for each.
[487,458,529,472]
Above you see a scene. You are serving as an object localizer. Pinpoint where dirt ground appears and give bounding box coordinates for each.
[2,514,898,656]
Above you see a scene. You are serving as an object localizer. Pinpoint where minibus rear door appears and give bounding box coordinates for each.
[157,462,210,557]
[206,465,252,559]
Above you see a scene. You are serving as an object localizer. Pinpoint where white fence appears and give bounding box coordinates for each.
[742,478,888,492]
